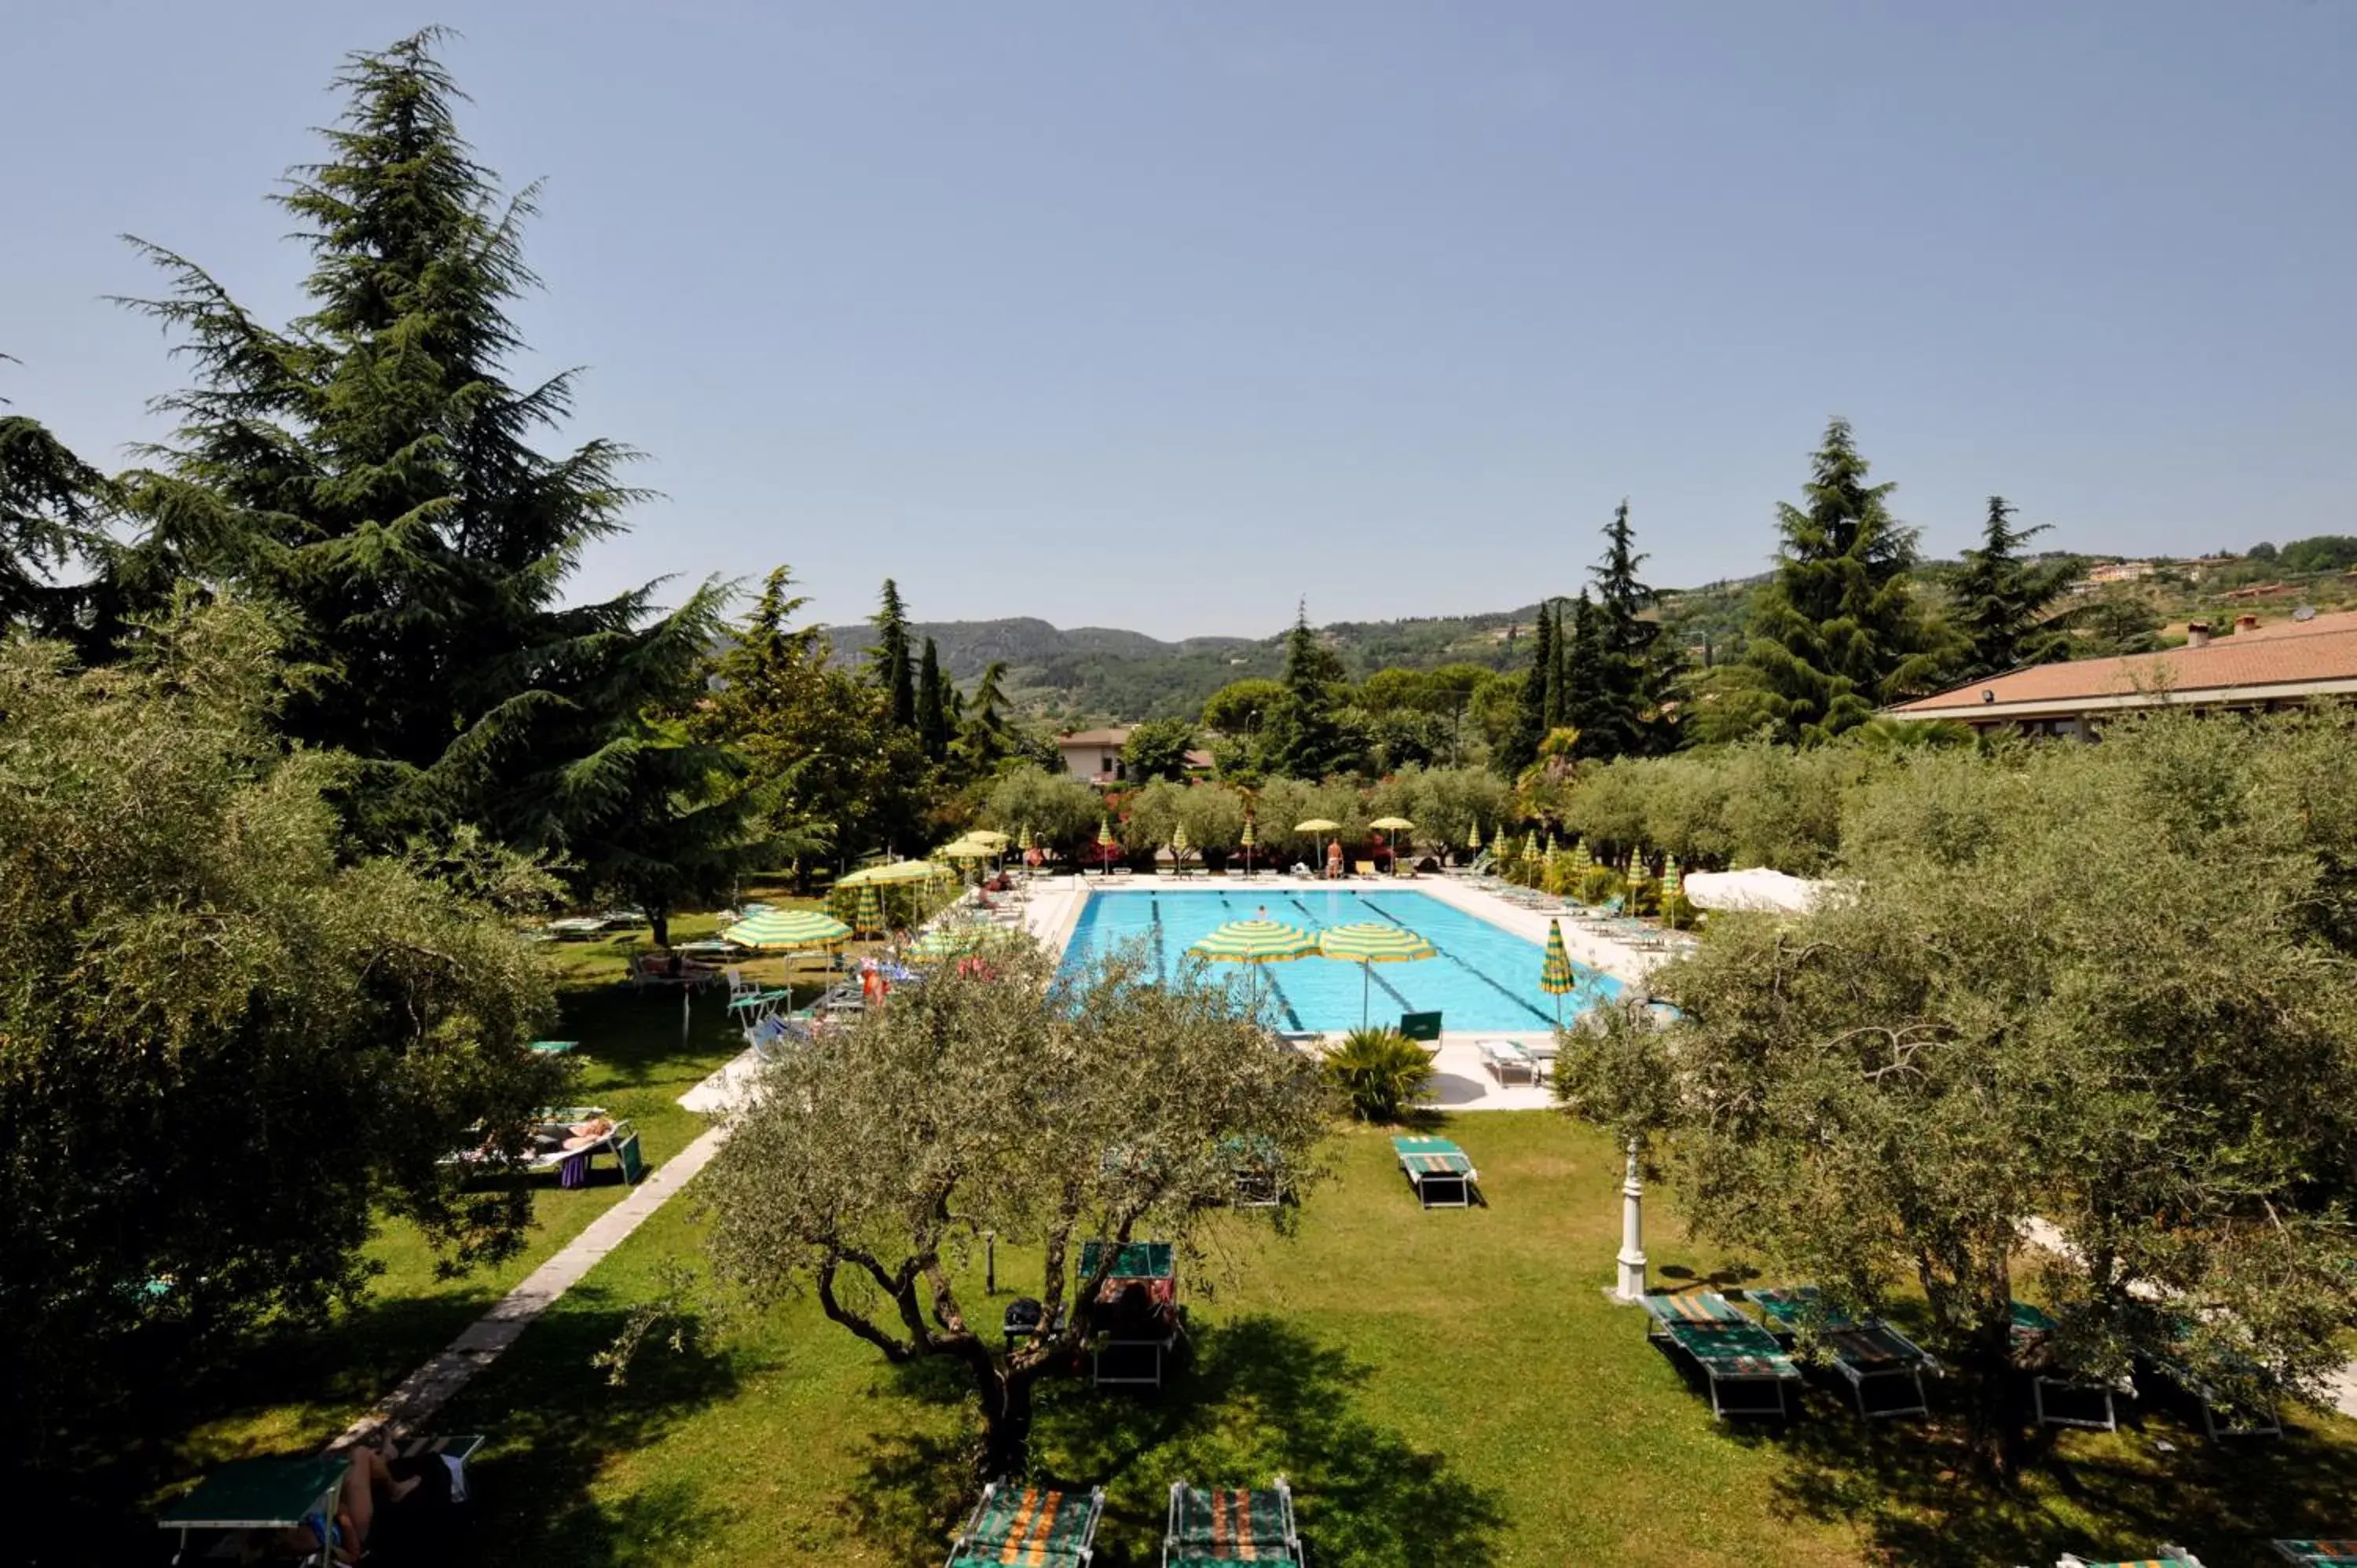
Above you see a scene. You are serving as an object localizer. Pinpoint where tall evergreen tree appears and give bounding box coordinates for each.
[115,29,716,856]
[869,577,916,729]
[1717,419,1940,744]
[1540,600,1565,731]
[1263,600,1361,779]
[0,369,115,643]
[1562,591,1604,742]
[1497,602,1553,775]
[915,636,949,760]
[1582,500,1680,758]
[1950,496,2069,683]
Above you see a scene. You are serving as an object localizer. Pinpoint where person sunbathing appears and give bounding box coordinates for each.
[243,1441,419,1564]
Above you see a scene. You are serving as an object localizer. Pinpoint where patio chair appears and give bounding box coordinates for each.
[1164,1478,1306,1566]
[946,1482,1106,1568]
[1391,1134,1479,1208]
[2132,1312,2283,1440]
[1475,1039,1539,1086]
[1750,1286,1939,1419]
[1222,1134,1287,1207]
[2011,1300,2127,1431]
[2271,1544,2357,1565]
[1080,1240,1186,1387]
[1640,1292,1802,1419]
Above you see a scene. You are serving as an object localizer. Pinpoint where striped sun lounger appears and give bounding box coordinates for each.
[2056,1552,2205,1568]
[1391,1134,1478,1208]
[2274,1544,2357,1566]
[1751,1286,1939,1420]
[946,1482,1106,1568]
[2012,1300,2124,1431]
[1164,1478,1305,1566]
[1641,1292,1802,1419]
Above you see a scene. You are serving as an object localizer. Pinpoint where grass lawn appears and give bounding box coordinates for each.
[425,1111,2357,1568]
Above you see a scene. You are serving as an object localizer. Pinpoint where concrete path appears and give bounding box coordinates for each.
[333,1123,728,1444]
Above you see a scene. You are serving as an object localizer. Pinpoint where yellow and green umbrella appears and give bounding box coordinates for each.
[1466,820,1483,853]
[940,840,994,860]
[1168,821,1190,871]
[839,860,948,887]
[1319,921,1436,1027]
[1296,818,1341,872]
[1523,830,1541,863]
[961,830,1010,850]
[1241,812,1256,876]
[907,924,986,963]
[1097,815,1116,874]
[1017,823,1033,852]
[852,881,885,937]
[721,908,850,951]
[1369,815,1415,875]
[1661,854,1682,900]
[1540,918,1578,1028]
[1187,918,1318,1010]
[1572,837,1593,874]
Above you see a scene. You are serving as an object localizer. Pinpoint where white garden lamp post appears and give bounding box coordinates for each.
[1614,1138,1648,1301]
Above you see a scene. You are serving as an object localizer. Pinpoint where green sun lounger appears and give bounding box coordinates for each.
[1640,1292,1801,1419]
[2132,1312,2282,1440]
[1391,1134,1477,1207]
[1080,1240,1182,1387]
[159,1455,351,1566]
[1751,1286,1939,1420]
[2273,1543,2357,1566]
[2055,1550,2205,1567]
[947,1482,1105,1568]
[2011,1300,2124,1431]
[1164,1478,1304,1566]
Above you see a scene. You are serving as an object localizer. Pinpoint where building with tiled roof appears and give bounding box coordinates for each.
[1885,610,2357,738]
[1052,727,1215,784]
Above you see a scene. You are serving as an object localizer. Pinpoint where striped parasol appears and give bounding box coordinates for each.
[1017,823,1033,852]
[1662,853,1682,901]
[1188,918,1318,1010]
[1098,815,1116,874]
[1241,811,1255,876]
[1319,921,1437,1027]
[1572,837,1593,874]
[1540,918,1578,1028]
[1626,848,1650,891]
[1169,821,1190,871]
[1523,830,1541,863]
[721,908,850,951]
[852,881,885,937]
[907,924,986,962]
[1466,820,1483,853]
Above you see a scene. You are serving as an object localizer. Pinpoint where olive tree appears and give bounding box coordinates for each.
[0,601,563,1470]
[981,766,1102,864]
[699,933,1334,1477]
[1558,714,2357,1479]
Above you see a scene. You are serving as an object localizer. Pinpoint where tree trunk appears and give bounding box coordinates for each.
[976,1364,1036,1482]
[650,908,672,948]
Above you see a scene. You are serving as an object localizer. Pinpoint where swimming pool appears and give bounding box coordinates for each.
[1057,887,1620,1033]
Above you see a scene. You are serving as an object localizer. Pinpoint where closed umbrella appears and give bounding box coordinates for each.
[1466,820,1483,854]
[1241,812,1256,877]
[1017,823,1033,852]
[1662,853,1683,903]
[1097,816,1116,876]
[1572,837,1593,875]
[1187,918,1318,1012]
[1540,918,1578,1028]
[1318,921,1435,1027]
[1523,830,1541,863]
[1169,821,1190,874]
[852,881,885,938]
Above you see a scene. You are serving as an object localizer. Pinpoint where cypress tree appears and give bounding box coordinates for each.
[916,636,949,760]
[1540,600,1565,732]
[1498,603,1553,776]
[1951,495,2067,682]
[115,28,723,854]
[870,578,915,729]
[1719,419,1939,744]
[1264,600,1357,779]
[1562,591,1604,743]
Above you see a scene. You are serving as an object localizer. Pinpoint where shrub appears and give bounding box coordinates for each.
[1577,866,1624,906]
[1322,1028,1434,1123]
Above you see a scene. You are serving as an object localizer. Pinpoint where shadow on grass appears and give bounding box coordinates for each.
[1754,1378,2357,1568]
[427,1287,746,1567]
[847,1315,1508,1568]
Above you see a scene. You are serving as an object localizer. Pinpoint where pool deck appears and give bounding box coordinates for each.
[1031,871,1672,1113]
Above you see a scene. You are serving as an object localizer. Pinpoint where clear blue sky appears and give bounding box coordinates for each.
[7,2,2355,639]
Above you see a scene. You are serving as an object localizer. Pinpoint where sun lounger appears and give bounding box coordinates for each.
[1079,1240,1185,1387]
[1397,1009,1442,1042]
[446,1106,643,1189]
[1640,1292,1802,1419]
[1164,1478,1305,1566]
[1391,1134,1479,1207]
[1750,1286,1938,1419]
[947,1482,1106,1568]
[2011,1300,2125,1431]
[2055,1550,2205,1568]
[2132,1313,2283,1439]
[2272,1543,2357,1565]
[1475,1039,1539,1085]
[1222,1134,1287,1207]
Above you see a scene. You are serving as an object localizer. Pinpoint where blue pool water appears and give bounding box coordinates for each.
[1058,887,1620,1033]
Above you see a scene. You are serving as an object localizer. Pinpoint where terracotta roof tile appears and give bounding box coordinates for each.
[1893,610,2357,714]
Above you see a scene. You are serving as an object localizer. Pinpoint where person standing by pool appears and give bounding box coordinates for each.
[1325,840,1344,880]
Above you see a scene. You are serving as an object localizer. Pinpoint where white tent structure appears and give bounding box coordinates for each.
[1681,867,1825,914]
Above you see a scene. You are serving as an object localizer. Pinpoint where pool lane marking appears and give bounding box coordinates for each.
[1356,894,1558,1028]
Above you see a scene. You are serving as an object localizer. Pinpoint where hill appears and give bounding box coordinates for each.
[820,581,1767,724]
